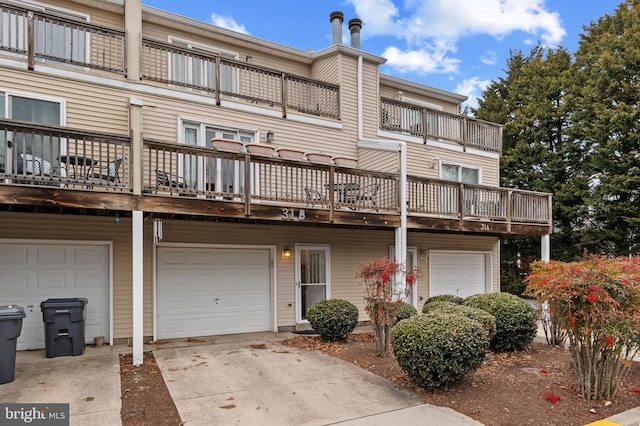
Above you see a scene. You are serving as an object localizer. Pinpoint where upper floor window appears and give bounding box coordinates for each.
[169,37,238,94]
[441,162,480,185]
[1,1,89,64]
[401,96,442,138]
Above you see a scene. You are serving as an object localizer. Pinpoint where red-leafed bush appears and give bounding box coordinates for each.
[357,258,419,355]
[525,255,640,400]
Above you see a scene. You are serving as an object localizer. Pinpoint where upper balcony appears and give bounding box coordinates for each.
[0,3,502,153]
[0,119,551,236]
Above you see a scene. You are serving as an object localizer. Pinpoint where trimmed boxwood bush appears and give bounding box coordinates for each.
[307,299,359,341]
[423,301,497,340]
[423,294,464,307]
[396,301,418,322]
[464,292,537,352]
[391,312,490,389]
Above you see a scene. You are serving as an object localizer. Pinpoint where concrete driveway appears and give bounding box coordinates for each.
[0,346,122,425]
[151,332,481,426]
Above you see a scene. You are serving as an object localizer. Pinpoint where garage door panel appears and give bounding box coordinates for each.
[0,244,110,351]
[430,252,488,299]
[156,247,271,339]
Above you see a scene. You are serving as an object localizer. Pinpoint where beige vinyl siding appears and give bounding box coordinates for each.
[141,23,311,78]
[311,56,339,84]
[141,92,356,158]
[0,69,130,134]
[407,233,500,303]
[361,60,380,139]
[0,212,153,340]
[46,0,125,28]
[379,85,460,115]
[357,147,398,174]
[405,141,500,186]
[337,55,358,156]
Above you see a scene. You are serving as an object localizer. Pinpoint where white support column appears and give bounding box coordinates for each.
[129,97,143,195]
[132,210,144,365]
[541,234,550,263]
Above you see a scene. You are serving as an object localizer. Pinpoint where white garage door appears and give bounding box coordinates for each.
[0,243,110,351]
[156,247,272,339]
[430,251,489,298]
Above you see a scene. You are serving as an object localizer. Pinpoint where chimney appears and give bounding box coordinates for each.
[348,18,362,49]
[330,11,344,45]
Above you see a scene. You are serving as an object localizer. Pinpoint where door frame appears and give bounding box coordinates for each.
[153,242,277,340]
[0,238,113,346]
[389,245,418,307]
[294,244,331,324]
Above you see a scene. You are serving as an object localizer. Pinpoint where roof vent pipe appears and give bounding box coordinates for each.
[348,18,362,49]
[330,11,344,45]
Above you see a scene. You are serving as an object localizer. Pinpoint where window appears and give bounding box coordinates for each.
[440,162,481,216]
[169,38,238,94]
[179,121,255,193]
[441,163,479,184]
[1,1,89,64]
[401,96,442,138]
[1,92,62,176]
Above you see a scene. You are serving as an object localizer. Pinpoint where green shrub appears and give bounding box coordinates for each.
[464,292,537,352]
[307,299,359,341]
[396,302,418,322]
[423,301,497,340]
[423,294,464,306]
[391,312,490,389]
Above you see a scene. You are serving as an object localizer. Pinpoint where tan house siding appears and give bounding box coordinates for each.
[0,212,152,340]
[0,69,130,134]
[379,84,460,115]
[358,147,398,174]
[361,60,380,140]
[407,233,500,305]
[337,55,359,156]
[311,56,339,84]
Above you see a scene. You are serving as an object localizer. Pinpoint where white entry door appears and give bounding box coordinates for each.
[295,245,331,323]
[156,246,272,339]
[429,251,490,298]
[0,243,110,350]
[389,246,418,306]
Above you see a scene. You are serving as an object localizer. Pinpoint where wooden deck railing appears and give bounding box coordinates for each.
[0,121,549,229]
[380,98,502,153]
[0,2,126,73]
[407,176,551,224]
[0,119,131,190]
[141,39,340,120]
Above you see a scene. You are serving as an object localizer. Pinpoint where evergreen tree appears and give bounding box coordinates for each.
[570,0,640,256]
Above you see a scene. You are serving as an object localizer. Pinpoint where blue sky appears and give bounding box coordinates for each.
[143,0,621,110]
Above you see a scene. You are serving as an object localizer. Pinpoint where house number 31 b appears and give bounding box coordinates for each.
[282,208,306,221]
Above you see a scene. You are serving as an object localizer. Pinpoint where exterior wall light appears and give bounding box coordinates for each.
[282,247,291,260]
[266,130,274,144]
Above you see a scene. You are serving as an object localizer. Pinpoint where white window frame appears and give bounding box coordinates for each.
[295,244,331,324]
[1,1,90,65]
[178,118,256,197]
[1,89,65,180]
[168,36,239,94]
[439,161,481,184]
[401,95,443,137]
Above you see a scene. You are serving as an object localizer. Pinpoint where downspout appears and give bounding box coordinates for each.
[355,55,407,270]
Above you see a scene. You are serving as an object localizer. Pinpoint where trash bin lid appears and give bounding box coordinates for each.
[40,298,89,309]
[0,305,26,319]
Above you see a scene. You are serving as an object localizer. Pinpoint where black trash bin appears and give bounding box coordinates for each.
[0,305,26,384]
[40,298,88,358]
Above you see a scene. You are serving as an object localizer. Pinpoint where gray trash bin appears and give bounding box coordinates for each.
[0,305,26,384]
[40,298,88,358]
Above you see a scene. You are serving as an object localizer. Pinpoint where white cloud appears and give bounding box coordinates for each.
[455,77,492,111]
[347,0,566,76]
[349,0,566,46]
[210,13,249,35]
[481,50,497,66]
[382,46,460,74]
